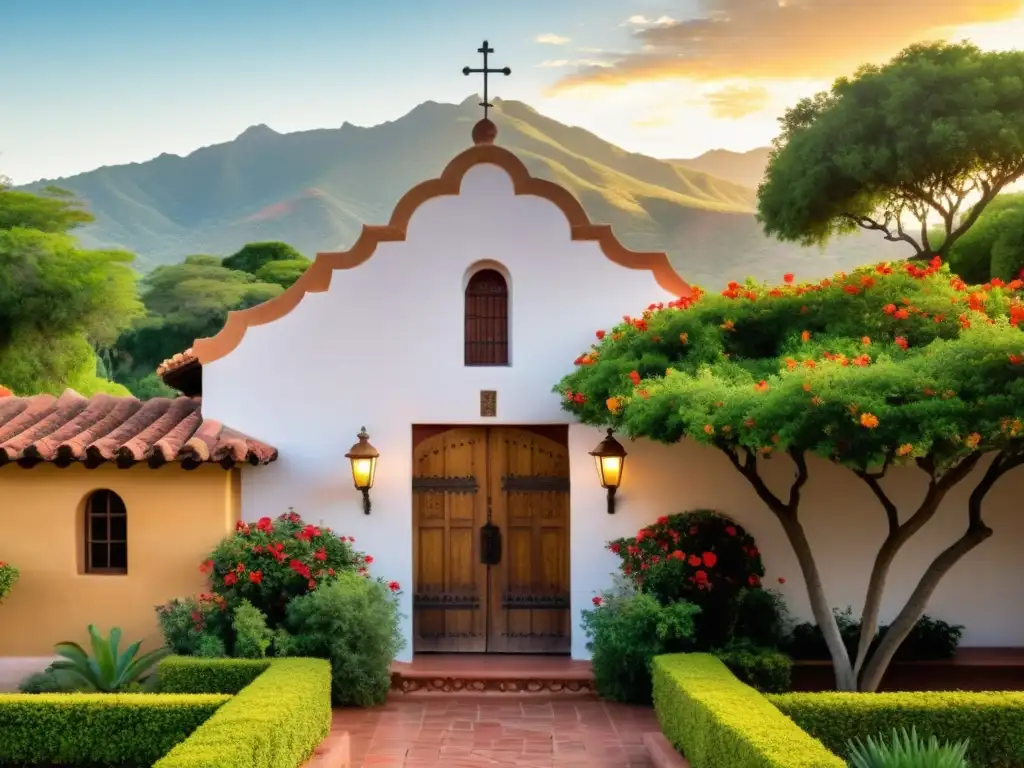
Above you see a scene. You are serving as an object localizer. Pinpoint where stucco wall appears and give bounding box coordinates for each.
[200,161,1024,660]
[0,464,240,656]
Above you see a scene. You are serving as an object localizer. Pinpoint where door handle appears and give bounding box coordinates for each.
[480,521,502,565]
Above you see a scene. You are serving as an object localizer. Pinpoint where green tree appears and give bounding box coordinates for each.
[109,255,283,393]
[221,241,308,275]
[555,258,1024,692]
[758,42,1024,261]
[254,258,310,288]
[944,193,1024,283]
[0,186,140,396]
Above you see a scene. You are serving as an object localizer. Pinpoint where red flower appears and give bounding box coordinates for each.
[223,572,238,586]
[592,596,604,607]
[609,542,622,554]
[689,526,698,535]
[702,552,718,568]
[364,554,375,565]
[289,559,311,579]
[656,516,669,525]
[883,303,897,315]
[670,550,685,561]
[694,570,709,584]
[235,562,245,573]
[388,581,401,592]
[783,273,794,284]
[724,526,737,537]
[596,330,606,340]
[235,520,250,533]
[777,577,786,585]
[200,559,214,574]
[308,579,317,590]
[748,574,761,587]
[687,554,702,567]
[314,548,327,561]
[628,370,641,386]
[895,336,909,350]
[249,570,263,584]
[256,517,273,533]
[252,544,263,554]
[1009,354,1024,366]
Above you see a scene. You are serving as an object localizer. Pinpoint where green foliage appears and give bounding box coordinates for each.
[157,656,271,694]
[785,609,963,662]
[195,634,228,658]
[0,185,94,233]
[557,257,1024,478]
[284,571,404,707]
[0,691,228,766]
[846,726,969,768]
[945,193,1024,283]
[201,510,364,628]
[0,560,18,602]
[771,691,1024,768]
[608,510,765,648]
[232,600,273,659]
[581,582,699,704]
[222,241,308,275]
[154,658,332,768]
[51,625,170,692]
[254,257,311,288]
[714,640,792,693]
[17,665,66,693]
[156,593,232,656]
[733,587,793,649]
[757,42,1024,258]
[652,654,844,768]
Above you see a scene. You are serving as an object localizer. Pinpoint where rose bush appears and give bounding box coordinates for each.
[200,509,364,626]
[608,510,764,648]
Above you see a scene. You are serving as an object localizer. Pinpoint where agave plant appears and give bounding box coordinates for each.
[846,726,969,768]
[51,625,170,692]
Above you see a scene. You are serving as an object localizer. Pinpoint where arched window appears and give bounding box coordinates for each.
[85,490,128,574]
[464,269,509,366]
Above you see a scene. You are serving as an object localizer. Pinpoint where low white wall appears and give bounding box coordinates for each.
[569,424,1024,658]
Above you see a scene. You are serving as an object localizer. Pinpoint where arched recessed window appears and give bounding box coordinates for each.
[465,269,509,366]
[85,490,128,574]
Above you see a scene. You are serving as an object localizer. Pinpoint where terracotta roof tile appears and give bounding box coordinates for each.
[156,348,199,377]
[0,389,277,469]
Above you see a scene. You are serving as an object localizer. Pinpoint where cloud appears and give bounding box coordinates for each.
[704,85,771,119]
[535,33,571,45]
[552,0,1024,92]
[631,114,672,128]
[624,15,678,26]
[536,58,612,69]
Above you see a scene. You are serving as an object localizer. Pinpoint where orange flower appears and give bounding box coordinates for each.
[754,380,769,392]
[721,320,735,331]
[894,308,910,320]
[965,433,981,449]
[894,336,909,350]
[802,382,812,392]
[897,443,913,456]
[785,357,797,370]
[861,336,871,346]
[703,424,714,435]
[852,354,870,367]
[800,330,811,342]
[606,397,623,414]
[680,332,689,344]
[810,395,823,406]
[1009,354,1024,366]
[860,413,879,429]
[803,359,816,369]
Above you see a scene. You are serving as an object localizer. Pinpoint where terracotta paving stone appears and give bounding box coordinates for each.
[329,698,660,767]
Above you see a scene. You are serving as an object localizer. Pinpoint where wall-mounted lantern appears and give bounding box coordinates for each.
[345,427,379,515]
[589,428,627,514]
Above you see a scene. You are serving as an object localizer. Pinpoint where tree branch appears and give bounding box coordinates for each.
[842,212,924,254]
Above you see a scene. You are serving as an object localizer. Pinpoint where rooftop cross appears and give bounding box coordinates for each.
[462,40,511,120]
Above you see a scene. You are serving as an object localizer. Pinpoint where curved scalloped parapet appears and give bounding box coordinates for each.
[192,143,691,365]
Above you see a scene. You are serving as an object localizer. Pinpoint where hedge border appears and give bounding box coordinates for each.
[159,656,272,694]
[770,691,1024,767]
[154,656,332,768]
[0,692,229,766]
[652,653,845,768]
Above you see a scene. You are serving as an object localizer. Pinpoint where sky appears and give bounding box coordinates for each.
[3,0,1024,184]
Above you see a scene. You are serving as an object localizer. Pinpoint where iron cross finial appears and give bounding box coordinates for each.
[462,40,511,120]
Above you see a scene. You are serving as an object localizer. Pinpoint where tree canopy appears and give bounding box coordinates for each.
[221,241,308,275]
[0,186,140,396]
[945,192,1024,283]
[556,259,1024,690]
[757,42,1024,261]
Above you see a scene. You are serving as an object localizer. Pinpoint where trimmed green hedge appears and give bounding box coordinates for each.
[154,657,332,768]
[0,692,229,766]
[652,654,845,768]
[770,691,1024,768]
[159,656,271,694]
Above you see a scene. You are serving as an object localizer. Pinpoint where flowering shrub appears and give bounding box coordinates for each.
[608,510,764,648]
[556,258,1024,691]
[201,509,364,627]
[0,561,19,603]
[156,593,231,656]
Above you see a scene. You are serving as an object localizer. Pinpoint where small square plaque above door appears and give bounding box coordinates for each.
[480,390,497,418]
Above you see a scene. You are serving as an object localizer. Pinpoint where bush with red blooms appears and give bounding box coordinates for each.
[608,510,764,648]
[200,509,367,627]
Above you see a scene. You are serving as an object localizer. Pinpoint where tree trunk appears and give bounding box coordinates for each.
[775,510,857,690]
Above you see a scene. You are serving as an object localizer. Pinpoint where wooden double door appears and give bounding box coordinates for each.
[412,426,571,654]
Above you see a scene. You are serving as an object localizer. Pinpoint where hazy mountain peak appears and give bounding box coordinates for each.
[235,124,279,141]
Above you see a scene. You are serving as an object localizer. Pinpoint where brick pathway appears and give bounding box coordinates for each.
[329,698,660,767]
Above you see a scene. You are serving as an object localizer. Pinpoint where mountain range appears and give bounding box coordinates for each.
[21,96,886,286]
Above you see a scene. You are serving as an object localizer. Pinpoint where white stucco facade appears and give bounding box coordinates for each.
[201,151,1024,661]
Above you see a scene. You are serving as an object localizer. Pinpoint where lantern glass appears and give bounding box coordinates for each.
[350,455,377,490]
[595,454,624,489]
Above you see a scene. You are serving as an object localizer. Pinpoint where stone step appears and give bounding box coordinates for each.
[390,654,596,697]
